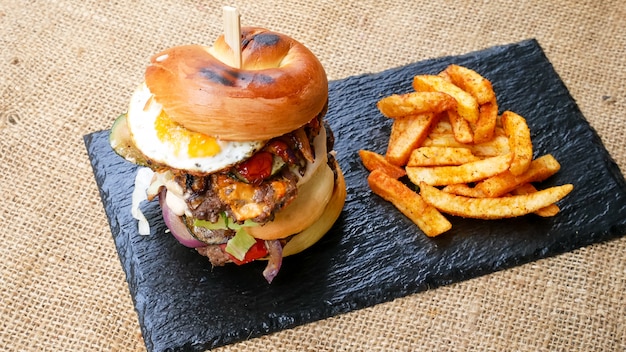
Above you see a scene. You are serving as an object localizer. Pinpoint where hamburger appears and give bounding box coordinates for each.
[109,27,346,283]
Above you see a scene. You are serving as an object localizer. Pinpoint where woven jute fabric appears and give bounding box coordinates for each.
[1,0,624,351]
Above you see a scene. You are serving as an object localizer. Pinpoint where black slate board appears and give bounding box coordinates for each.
[85,39,626,352]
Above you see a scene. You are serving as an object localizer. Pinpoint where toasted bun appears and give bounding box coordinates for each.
[144,27,328,141]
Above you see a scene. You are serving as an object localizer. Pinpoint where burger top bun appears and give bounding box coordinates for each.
[144,27,328,141]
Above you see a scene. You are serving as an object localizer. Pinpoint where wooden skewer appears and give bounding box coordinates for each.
[223,6,242,69]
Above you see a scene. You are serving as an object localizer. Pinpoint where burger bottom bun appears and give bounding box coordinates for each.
[281,162,346,257]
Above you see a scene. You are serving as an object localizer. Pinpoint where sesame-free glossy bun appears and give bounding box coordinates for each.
[144,27,328,141]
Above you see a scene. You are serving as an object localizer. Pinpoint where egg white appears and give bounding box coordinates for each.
[126,83,265,173]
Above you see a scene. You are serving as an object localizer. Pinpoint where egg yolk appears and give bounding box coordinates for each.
[155,111,221,158]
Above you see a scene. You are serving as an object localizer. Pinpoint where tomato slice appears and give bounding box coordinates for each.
[235,151,273,184]
[220,239,268,265]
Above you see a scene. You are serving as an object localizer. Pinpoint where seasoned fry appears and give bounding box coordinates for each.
[368,170,451,237]
[475,154,561,197]
[444,64,496,105]
[438,69,452,82]
[501,110,533,175]
[446,109,473,144]
[431,119,453,134]
[385,113,439,166]
[358,149,407,179]
[441,183,486,198]
[419,182,573,219]
[406,152,513,186]
[512,183,560,217]
[473,100,498,144]
[407,146,480,167]
[376,92,456,118]
[412,75,480,123]
[423,132,510,157]
[469,134,510,157]
[364,64,573,238]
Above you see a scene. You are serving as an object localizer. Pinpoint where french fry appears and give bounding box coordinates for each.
[493,125,506,136]
[441,183,486,198]
[423,133,510,157]
[385,113,439,166]
[376,92,456,118]
[419,182,573,219]
[431,119,453,134]
[446,109,473,144]
[358,149,406,179]
[406,152,513,186]
[368,170,451,237]
[473,100,498,144]
[501,110,533,175]
[438,69,452,82]
[413,74,479,123]
[512,183,560,217]
[407,146,480,167]
[422,133,463,147]
[444,64,496,105]
[362,64,573,238]
[475,154,561,197]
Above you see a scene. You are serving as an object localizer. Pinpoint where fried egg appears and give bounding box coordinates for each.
[126,83,265,173]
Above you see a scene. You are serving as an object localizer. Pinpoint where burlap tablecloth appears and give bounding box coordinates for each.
[1,1,624,351]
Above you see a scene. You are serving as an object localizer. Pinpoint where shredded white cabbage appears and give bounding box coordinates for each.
[131,167,155,235]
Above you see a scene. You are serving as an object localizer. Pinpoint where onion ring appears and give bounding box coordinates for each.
[158,189,206,248]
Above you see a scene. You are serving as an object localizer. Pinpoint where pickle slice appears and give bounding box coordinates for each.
[109,113,149,166]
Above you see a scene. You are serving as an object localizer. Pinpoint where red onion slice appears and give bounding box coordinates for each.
[262,240,283,283]
[158,189,206,248]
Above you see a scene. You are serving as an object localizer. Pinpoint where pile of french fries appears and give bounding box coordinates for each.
[360,64,573,237]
